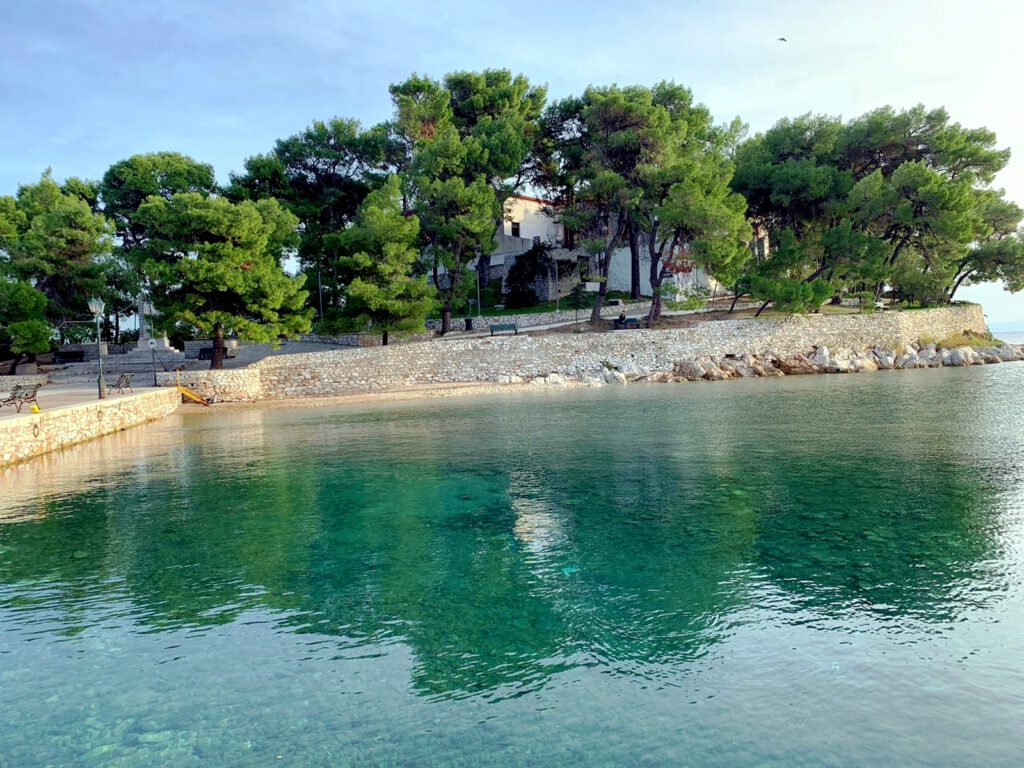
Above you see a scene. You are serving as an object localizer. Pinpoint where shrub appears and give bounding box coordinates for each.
[504,245,553,308]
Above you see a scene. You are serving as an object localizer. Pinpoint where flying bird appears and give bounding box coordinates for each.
[778,37,787,42]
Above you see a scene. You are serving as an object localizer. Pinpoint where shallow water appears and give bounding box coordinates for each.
[2,365,1024,766]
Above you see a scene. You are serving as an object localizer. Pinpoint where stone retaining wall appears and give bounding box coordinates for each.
[0,388,181,468]
[425,301,654,332]
[161,305,986,402]
[158,368,262,402]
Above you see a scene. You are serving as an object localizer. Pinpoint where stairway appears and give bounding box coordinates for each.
[47,347,201,383]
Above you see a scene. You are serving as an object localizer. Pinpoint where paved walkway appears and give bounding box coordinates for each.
[0,383,163,423]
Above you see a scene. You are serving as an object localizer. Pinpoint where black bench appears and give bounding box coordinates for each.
[53,350,85,364]
[613,318,643,330]
[1,382,43,413]
[489,323,518,336]
[106,372,135,395]
[197,347,236,361]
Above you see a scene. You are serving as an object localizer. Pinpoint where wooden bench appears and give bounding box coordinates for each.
[197,346,236,361]
[489,323,518,336]
[53,350,85,364]
[613,318,643,330]
[106,372,135,395]
[1,382,43,413]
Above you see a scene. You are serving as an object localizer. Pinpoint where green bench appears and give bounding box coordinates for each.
[490,323,518,336]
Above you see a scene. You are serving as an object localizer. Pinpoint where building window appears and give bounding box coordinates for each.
[511,222,520,238]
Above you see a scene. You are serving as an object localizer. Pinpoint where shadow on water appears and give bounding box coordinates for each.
[2,367,1020,706]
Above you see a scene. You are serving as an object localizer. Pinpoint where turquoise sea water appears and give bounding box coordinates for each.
[2,365,1024,766]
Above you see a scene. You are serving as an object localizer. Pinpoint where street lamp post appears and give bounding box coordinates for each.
[87,297,106,400]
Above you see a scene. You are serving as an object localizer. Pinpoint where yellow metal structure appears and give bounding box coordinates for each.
[176,371,210,406]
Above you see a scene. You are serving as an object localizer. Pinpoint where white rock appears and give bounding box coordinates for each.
[852,356,879,373]
[894,350,922,369]
[809,346,832,367]
[603,368,628,385]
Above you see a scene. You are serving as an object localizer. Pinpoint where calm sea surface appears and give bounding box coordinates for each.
[2,365,1024,766]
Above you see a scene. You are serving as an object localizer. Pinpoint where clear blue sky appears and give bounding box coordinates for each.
[3,0,1022,326]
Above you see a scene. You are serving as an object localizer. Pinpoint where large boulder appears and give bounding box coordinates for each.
[851,355,879,373]
[673,360,707,381]
[577,371,607,387]
[871,349,896,369]
[808,346,832,368]
[731,363,759,378]
[918,345,940,367]
[776,355,818,375]
[975,347,1003,364]
[617,361,648,380]
[994,345,1024,362]
[940,348,963,366]
[699,358,732,381]
[894,349,923,369]
[646,371,676,383]
[602,368,628,385]
[828,358,856,374]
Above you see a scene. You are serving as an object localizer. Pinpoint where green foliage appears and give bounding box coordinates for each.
[336,177,437,340]
[101,152,217,247]
[732,104,1018,311]
[749,275,834,313]
[537,81,750,319]
[226,120,398,314]
[135,193,312,364]
[0,280,52,356]
[503,245,553,308]
[1,171,110,324]
[390,70,544,331]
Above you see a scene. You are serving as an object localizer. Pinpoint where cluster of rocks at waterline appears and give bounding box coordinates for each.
[493,341,1024,388]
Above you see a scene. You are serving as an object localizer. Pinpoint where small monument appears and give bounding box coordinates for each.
[136,295,174,351]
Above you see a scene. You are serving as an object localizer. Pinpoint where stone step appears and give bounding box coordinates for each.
[47,358,203,382]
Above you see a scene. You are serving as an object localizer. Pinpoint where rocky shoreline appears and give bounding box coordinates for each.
[510,340,1024,388]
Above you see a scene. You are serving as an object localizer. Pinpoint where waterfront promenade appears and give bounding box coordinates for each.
[0,383,181,468]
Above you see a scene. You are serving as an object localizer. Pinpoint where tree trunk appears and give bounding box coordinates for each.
[948,269,974,301]
[729,286,742,313]
[647,260,668,326]
[628,225,641,300]
[441,302,452,335]
[648,291,661,326]
[754,300,772,318]
[589,252,612,323]
[477,253,491,293]
[114,312,120,345]
[211,322,224,370]
[382,330,389,346]
[6,354,23,376]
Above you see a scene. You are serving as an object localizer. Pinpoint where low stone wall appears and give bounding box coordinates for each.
[158,305,987,401]
[425,301,654,332]
[298,333,383,347]
[157,367,262,402]
[0,388,181,468]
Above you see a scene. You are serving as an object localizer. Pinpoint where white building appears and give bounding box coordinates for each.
[483,195,723,300]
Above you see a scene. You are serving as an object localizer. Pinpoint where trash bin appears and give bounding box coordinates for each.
[465,317,473,331]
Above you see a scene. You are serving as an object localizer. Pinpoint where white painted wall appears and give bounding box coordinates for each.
[500,197,561,243]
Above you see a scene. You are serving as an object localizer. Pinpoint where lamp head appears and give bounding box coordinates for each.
[87,297,105,317]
